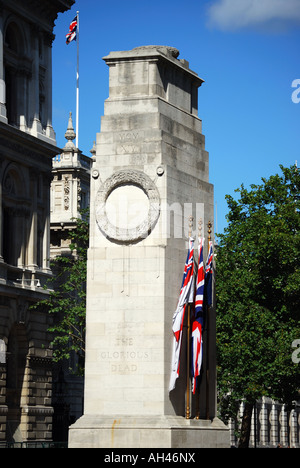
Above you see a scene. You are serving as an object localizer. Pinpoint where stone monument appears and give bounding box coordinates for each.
[69,46,229,448]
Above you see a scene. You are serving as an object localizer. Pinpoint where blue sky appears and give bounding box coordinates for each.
[52,0,300,237]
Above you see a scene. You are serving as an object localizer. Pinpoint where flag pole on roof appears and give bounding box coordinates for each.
[66,11,80,149]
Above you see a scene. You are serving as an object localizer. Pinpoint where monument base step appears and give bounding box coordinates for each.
[68,414,230,448]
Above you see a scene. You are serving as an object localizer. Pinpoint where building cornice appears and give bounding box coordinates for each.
[1,0,75,30]
[0,121,60,163]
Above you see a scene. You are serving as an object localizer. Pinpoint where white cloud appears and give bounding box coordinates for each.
[207,0,300,32]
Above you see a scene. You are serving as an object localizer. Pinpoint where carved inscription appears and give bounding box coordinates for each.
[100,334,150,375]
[112,364,137,374]
[117,144,140,154]
[118,131,142,142]
[116,131,143,155]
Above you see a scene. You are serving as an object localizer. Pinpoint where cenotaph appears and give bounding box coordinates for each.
[69,46,229,448]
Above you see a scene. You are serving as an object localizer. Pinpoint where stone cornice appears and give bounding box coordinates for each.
[1,0,75,30]
[0,121,60,162]
[27,355,53,367]
[22,405,54,415]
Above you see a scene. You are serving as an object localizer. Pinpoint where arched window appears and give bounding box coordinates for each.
[5,22,21,53]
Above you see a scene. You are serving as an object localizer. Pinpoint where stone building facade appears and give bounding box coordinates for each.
[51,112,91,258]
[0,0,74,443]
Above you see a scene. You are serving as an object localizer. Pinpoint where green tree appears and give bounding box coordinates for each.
[35,209,89,376]
[216,165,300,448]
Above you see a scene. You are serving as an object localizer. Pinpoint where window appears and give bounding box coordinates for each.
[5,23,20,53]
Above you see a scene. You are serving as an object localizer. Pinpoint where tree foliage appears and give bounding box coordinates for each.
[34,209,89,376]
[215,165,300,446]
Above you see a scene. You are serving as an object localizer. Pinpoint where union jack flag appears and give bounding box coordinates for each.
[66,16,77,44]
[204,241,213,307]
[169,238,195,392]
[191,238,205,394]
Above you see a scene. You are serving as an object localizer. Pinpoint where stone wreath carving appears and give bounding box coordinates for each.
[96,169,160,243]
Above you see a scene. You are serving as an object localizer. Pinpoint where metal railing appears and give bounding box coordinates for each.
[0,441,68,449]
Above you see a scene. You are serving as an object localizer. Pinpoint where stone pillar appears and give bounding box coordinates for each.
[15,209,25,268]
[0,171,3,262]
[69,46,229,448]
[295,407,300,448]
[0,11,7,123]
[0,337,7,442]
[290,408,299,448]
[44,33,56,142]
[259,397,269,446]
[31,29,42,138]
[18,69,29,132]
[27,175,38,269]
[249,402,257,447]
[280,404,288,446]
[0,364,7,442]
[42,176,51,271]
[270,401,279,447]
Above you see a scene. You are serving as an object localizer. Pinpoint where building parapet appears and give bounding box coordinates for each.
[0,263,52,292]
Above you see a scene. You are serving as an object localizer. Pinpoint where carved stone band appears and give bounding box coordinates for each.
[96,169,160,243]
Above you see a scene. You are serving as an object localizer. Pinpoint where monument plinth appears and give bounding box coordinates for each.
[69,46,229,448]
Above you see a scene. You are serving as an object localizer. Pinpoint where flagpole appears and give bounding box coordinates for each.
[195,218,203,420]
[76,10,79,149]
[185,216,193,420]
[206,220,212,420]
[186,302,191,419]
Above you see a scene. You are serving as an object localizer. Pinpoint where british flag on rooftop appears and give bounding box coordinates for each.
[66,16,77,44]
[169,237,195,392]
